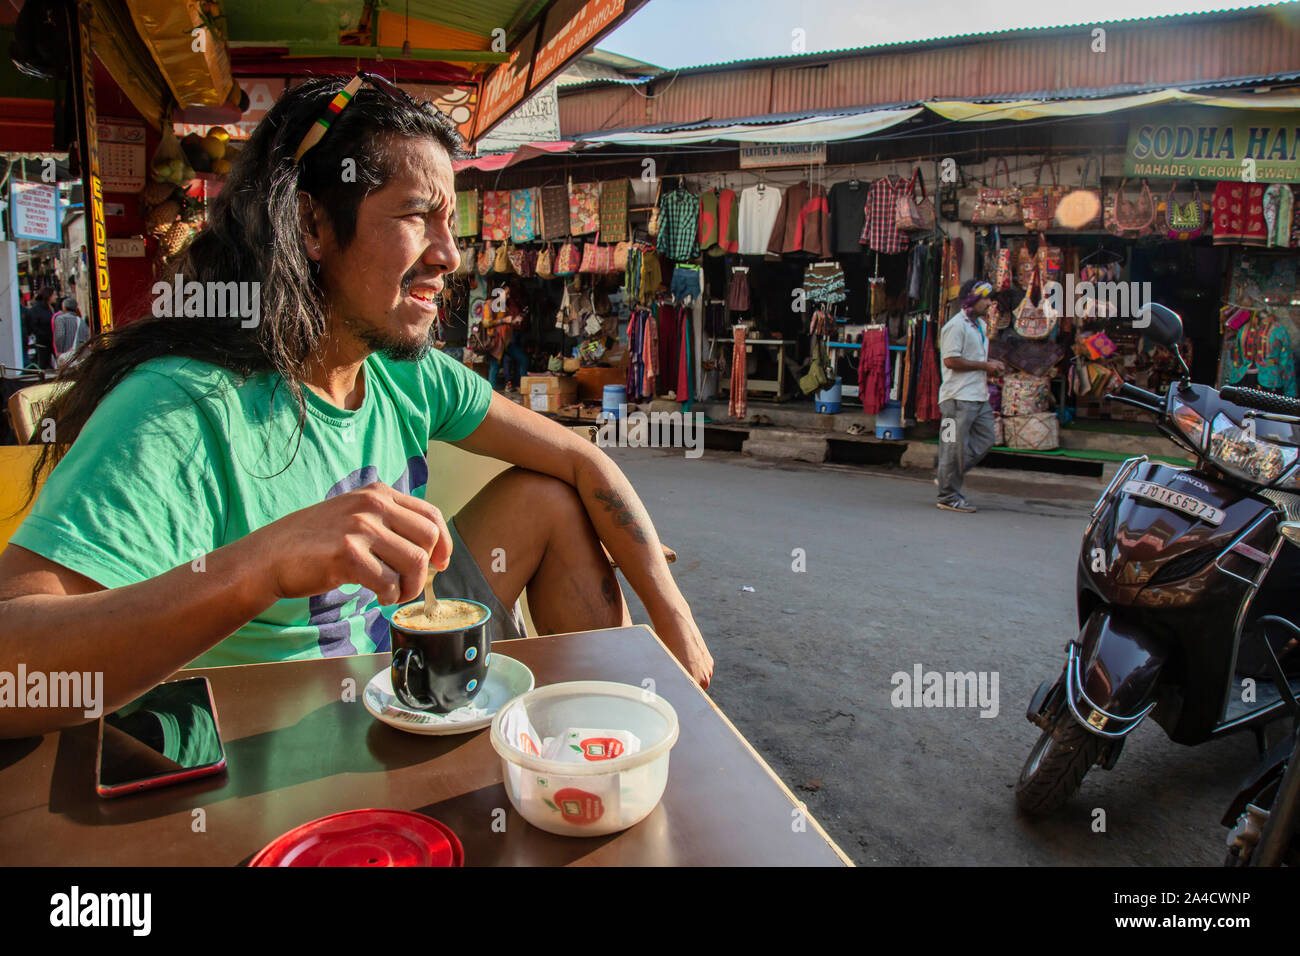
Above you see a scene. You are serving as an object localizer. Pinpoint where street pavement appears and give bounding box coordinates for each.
[605,444,1264,866]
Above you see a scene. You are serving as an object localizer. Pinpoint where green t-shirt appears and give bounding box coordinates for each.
[11,348,492,667]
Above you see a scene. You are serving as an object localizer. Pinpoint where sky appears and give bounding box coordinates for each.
[598,0,1284,70]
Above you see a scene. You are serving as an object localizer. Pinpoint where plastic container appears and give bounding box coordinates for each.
[489,681,679,837]
[814,377,842,414]
[875,400,905,439]
[601,384,626,420]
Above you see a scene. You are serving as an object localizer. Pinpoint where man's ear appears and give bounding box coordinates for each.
[298,191,324,261]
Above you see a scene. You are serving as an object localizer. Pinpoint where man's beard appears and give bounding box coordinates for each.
[344,311,438,362]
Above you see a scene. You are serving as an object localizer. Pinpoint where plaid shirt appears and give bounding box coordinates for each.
[657,188,700,262]
[860,176,909,254]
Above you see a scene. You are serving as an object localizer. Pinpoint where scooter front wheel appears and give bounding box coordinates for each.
[1015,716,1107,816]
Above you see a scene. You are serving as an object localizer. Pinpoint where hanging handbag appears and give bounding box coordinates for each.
[1013,269,1059,340]
[895,168,936,232]
[987,299,1011,332]
[1106,178,1155,237]
[568,181,600,235]
[647,177,663,238]
[1014,244,1036,289]
[477,242,494,275]
[1035,243,1063,282]
[539,185,569,241]
[508,243,528,275]
[494,241,514,274]
[938,165,966,221]
[579,232,603,272]
[455,189,480,238]
[1021,157,1066,232]
[993,247,1013,292]
[480,190,511,241]
[1165,183,1205,240]
[798,337,835,395]
[972,158,1021,225]
[1056,154,1103,229]
[613,240,632,272]
[536,244,554,279]
[455,241,474,275]
[555,240,581,276]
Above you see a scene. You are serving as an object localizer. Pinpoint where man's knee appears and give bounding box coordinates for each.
[488,467,585,522]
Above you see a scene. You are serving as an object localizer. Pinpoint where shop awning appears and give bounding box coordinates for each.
[221,0,653,145]
[123,0,235,108]
[577,107,924,146]
[452,141,579,171]
[926,89,1300,122]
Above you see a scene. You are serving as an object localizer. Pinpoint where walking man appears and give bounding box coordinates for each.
[936,279,1004,513]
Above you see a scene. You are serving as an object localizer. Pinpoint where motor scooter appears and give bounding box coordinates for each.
[1017,304,1300,815]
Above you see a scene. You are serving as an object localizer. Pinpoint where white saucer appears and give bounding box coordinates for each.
[364,653,535,736]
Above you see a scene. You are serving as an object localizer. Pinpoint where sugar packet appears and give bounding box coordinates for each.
[542,727,642,764]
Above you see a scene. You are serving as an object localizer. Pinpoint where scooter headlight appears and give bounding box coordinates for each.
[1170,399,1207,450]
[1207,412,1297,485]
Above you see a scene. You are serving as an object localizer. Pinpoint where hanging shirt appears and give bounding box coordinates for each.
[828,180,868,254]
[766,182,831,258]
[737,184,783,255]
[716,188,739,254]
[1264,184,1294,248]
[656,188,700,262]
[699,188,739,256]
[860,176,910,255]
[1225,317,1298,397]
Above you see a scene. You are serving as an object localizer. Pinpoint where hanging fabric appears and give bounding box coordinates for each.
[729,326,748,419]
[858,325,891,414]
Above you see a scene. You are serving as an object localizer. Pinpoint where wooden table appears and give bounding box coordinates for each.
[0,626,850,866]
[712,336,794,400]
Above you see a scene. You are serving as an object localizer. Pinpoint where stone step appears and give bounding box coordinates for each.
[742,433,829,463]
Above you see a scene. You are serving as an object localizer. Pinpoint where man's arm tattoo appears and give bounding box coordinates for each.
[592,488,650,544]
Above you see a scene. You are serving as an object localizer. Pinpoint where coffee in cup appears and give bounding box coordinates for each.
[388,598,493,714]
[393,599,488,632]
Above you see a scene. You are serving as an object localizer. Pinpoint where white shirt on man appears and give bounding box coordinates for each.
[938,309,990,404]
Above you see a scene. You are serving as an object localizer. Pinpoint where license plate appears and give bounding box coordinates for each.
[1121,480,1225,526]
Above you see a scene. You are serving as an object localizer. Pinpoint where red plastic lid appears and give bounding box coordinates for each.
[249,809,464,867]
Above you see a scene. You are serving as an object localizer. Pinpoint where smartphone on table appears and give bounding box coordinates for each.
[95,676,227,798]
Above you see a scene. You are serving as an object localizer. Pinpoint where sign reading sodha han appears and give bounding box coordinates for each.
[1125,108,1300,182]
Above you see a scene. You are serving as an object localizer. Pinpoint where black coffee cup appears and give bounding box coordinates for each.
[387,599,492,714]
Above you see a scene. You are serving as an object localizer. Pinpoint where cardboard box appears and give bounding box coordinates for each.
[521,375,578,414]
[574,366,628,402]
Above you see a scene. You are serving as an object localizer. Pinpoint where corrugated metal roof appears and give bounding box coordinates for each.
[568,73,1300,140]
[558,8,1300,136]
[636,2,1299,76]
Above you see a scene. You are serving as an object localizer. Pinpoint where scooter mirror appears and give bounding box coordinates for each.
[1135,303,1185,349]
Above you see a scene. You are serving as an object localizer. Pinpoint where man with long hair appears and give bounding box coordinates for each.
[0,76,712,738]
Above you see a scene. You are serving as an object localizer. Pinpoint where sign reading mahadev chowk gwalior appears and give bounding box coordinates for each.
[1125,108,1300,183]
